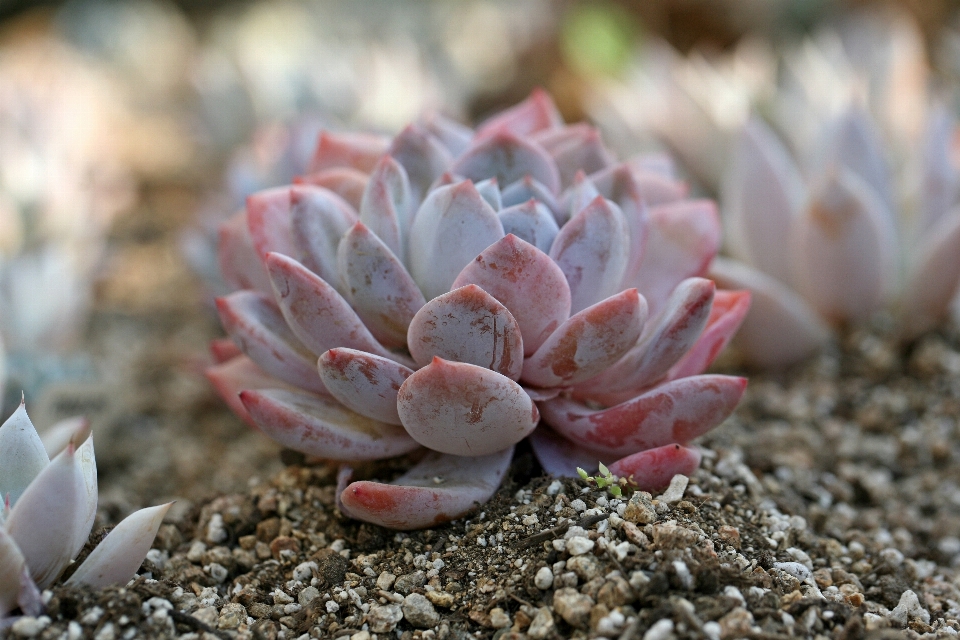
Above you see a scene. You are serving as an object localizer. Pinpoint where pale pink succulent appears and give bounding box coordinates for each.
[0,400,171,619]
[208,91,750,530]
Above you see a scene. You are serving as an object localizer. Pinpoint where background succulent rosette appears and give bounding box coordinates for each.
[208,91,749,529]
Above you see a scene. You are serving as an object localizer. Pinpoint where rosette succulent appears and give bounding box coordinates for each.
[1,401,170,619]
[208,90,750,530]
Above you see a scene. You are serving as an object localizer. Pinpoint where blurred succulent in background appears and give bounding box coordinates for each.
[208,90,750,530]
[594,11,960,368]
[0,400,170,619]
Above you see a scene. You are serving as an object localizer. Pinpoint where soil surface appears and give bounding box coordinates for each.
[5,180,960,640]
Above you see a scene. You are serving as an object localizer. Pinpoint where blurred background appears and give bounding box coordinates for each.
[0,0,958,514]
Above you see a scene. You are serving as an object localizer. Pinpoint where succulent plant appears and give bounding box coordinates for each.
[208,90,749,530]
[0,400,170,619]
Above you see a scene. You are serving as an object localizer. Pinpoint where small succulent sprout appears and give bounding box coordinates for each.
[210,90,750,530]
[0,399,171,618]
[577,463,628,498]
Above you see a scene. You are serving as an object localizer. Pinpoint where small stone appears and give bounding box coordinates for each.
[622,521,649,547]
[570,499,587,512]
[272,589,294,605]
[527,607,555,640]
[206,513,228,544]
[376,571,397,590]
[298,586,320,605]
[567,555,600,581]
[597,576,632,608]
[351,632,372,640]
[717,525,740,549]
[643,619,674,640]
[426,590,455,608]
[890,590,930,626]
[186,540,207,563]
[11,616,50,637]
[403,593,439,628]
[719,607,754,638]
[395,570,426,594]
[553,587,594,629]
[489,607,511,628]
[256,517,281,542]
[217,603,246,630]
[313,548,349,586]
[326,600,340,613]
[660,475,688,503]
[269,536,300,559]
[534,566,553,590]
[192,606,219,627]
[623,492,656,524]
[293,561,317,582]
[93,623,115,640]
[566,536,595,556]
[367,604,403,633]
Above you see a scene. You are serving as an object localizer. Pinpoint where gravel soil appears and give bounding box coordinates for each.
[4,181,960,640]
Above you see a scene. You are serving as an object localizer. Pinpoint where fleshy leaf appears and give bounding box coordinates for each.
[453,234,571,355]
[247,187,297,260]
[388,124,452,204]
[500,176,560,218]
[289,185,358,290]
[6,444,84,588]
[521,289,647,388]
[408,181,505,301]
[528,426,612,477]
[70,433,98,563]
[550,196,630,314]
[296,167,368,211]
[216,291,328,393]
[791,170,897,323]
[900,211,960,338]
[66,503,173,588]
[408,285,524,380]
[497,200,559,254]
[540,374,747,458]
[337,223,426,348]
[587,164,650,286]
[358,156,414,263]
[264,253,401,363]
[398,358,539,456]
[607,444,702,492]
[38,417,87,459]
[710,257,831,368]
[0,527,25,617]
[339,447,514,530]
[532,124,615,188]
[451,131,561,195]
[210,338,242,364]
[667,289,751,380]
[240,389,420,461]
[821,106,894,220]
[475,88,563,138]
[218,211,271,294]
[0,402,49,508]
[475,178,502,211]
[309,131,389,173]
[206,355,298,427]
[319,349,414,425]
[419,112,472,157]
[918,106,959,236]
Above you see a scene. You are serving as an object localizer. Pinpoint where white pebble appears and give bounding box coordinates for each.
[773,561,811,581]
[547,480,563,495]
[570,499,587,512]
[566,537,595,556]
[534,567,553,590]
[660,475,689,503]
[643,618,674,640]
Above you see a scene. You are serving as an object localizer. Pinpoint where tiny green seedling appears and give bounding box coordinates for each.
[577,463,637,497]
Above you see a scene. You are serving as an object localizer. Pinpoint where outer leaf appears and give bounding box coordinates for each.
[289,185,358,290]
[539,374,746,458]
[666,289,751,380]
[607,444,702,492]
[359,156,414,262]
[264,253,400,363]
[247,187,297,260]
[6,444,83,588]
[500,176,560,219]
[66,503,173,588]
[209,338,242,364]
[791,170,897,323]
[900,211,960,338]
[38,417,87,459]
[388,124,452,204]
[339,447,514,530]
[206,355,298,427]
[918,106,959,236]
[722,119,804,284]
[216,291,328,393]
[630,200,721,315]
[475,88,563,138]
[398,358,539,456]
[218,211,271,294]
[453,234,571,355]
[0,402,49,508]
[588,164,651,288]
[451,131,561,195]
[240,389,420,461]
[550,196,630,314]
[710,257,830,368]
[70,434,98,563]
[319,349,414,425]
[419,111,472,157]
[474,178,502,211]
[408,181,505,301]
[407,285,524,380]
[0,527,25,617]
[498,200,559,254]
[521,289,647,388]
[558,172,601,226]
[296,167,368,211]
[308,131,389,173]
[528,426,611,477]
[337,223,426,348]
[532,124,615,188]
[821,106,894,220]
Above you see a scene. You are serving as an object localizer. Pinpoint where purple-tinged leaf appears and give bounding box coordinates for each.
[540,374,746,458]
[453,235,571,355]
[398,358,539,456]
[722,119,804,285]
[247,187,296,260]
[474,178,502,211]
[16,567,41,616]
[407,285,524,380]
[210,338,242,364]
[240,389,420,461]
[550,196,630,314]
[500,176,560,218]
[358,157,413,263]
[521,289,647,388]
[216,291,328,393]
[0,528,25,617]
[901,211,960,338]
[289,185,358,290]
[206,355,298,428]
[337,223,426,348]
[408,181,504,300]
[70,434,97,562]
[66,502,173,588]
[264,253,401,363]
[710,257,830,368]
[532,124,615,188]
[523,386,562,402]
[389,124,452,204]
[626,153,676,179]
[451,131,561,194]
[586,164,650,285]
[0,402,48,508]
[791,170,897,323]
[296,167,368,211]
[497,200,559,254]
[607,444,702,492]
[339,447,514,530]
[558,171,601,226]
[475,88,563,138]
[576,278,714,404]
[419,111,472,157]
[528,426,611,477]
[218,211,271,294]
[630,200,721,314]
[319,349,413,425]
[667,289,751,380]
[308,131,389,173]
[918,106,959,237]
[821,106,894,220]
